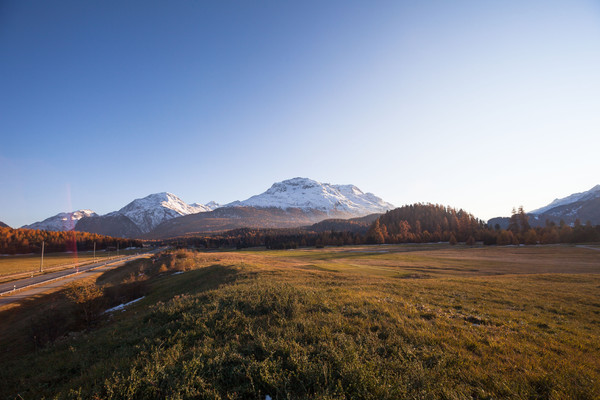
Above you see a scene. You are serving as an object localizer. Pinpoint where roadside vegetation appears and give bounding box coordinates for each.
[1,245,599,399]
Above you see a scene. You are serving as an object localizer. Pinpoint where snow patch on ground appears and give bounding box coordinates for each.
[104,296,145,313]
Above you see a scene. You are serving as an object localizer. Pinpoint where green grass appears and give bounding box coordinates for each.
[0,249,142,277]
[1,245,599,399]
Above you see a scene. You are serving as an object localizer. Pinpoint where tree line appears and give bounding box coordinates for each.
[164,204,600,249]
[0,227,143,255]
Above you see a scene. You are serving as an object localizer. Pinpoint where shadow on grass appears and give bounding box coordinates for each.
[0,259,240,367]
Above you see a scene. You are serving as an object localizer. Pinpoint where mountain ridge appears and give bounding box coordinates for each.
[488,184,600,227]
[75,192,214,237]
[530,185,600,215]
[226,177,394,216]
[22,210,98,231]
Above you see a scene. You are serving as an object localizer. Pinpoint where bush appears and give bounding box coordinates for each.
[65,282,104,327]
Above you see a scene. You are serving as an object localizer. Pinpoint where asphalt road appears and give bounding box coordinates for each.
[0,249,161,306]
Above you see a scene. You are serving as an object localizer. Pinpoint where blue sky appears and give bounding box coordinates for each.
[1,0,599,227]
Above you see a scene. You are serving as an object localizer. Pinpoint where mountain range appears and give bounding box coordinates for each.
[488,184,600,228]
[18,178,394,238]
[12,180,600,238]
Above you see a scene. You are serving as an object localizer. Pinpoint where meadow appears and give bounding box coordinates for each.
[1,244,599,399]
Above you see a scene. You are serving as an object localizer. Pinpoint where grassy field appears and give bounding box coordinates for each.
[1,244,599,399]
[0,248,143,277]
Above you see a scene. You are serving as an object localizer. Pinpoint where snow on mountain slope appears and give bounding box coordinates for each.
[204,201,222,211]
[226,177,394,216]
[190,201,221,212]
[530,184,600,214]
[22,210,98,231]
[110,192,210,233]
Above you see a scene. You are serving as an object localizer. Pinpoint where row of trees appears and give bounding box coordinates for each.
[0,227,143,255]
[490,210,600,245]
[165,204,600,249]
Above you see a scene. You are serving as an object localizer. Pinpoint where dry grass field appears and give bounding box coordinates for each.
[1,244,599,399]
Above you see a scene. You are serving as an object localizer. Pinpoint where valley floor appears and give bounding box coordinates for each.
[1,244,599,399]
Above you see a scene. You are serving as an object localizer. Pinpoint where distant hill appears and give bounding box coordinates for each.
[75,214,143,238]
[0,221,10,228]
[487,217,510,230]
[306,214,381,234]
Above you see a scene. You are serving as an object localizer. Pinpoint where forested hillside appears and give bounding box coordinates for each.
[368,204,486,244]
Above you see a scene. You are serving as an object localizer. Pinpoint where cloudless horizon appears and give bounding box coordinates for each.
[1,0,599,228]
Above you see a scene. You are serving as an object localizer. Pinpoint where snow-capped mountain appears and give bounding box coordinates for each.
[22,210,98,231]
[0,221,10,228]
[205,201,222,211]
[226,177,394,216]
[108,192,210,233]
[488,184,600,228]
[148,178,394,238]
[190,201,221,212]
[530,185,600,215]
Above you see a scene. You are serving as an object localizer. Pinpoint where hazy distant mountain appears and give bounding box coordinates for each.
[0,221,10,228]
[148,178,394,238]
[527,185,600,226]
[190,201,221,212]
[530,185,600,215]
[22,210,98,231]
[227,177,394,216]
[488,185,600,227]
[306,213,382,234]
[75,214,143,238]
[487,216,510,230]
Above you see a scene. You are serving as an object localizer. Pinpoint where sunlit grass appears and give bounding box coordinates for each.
[1,245,599,399]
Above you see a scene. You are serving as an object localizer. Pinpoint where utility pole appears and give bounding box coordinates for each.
[39,240,45,273]
[117,243,119,257]
[93,241,96,262]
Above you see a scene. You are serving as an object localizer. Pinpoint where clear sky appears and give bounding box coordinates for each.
[1,0,599,228]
